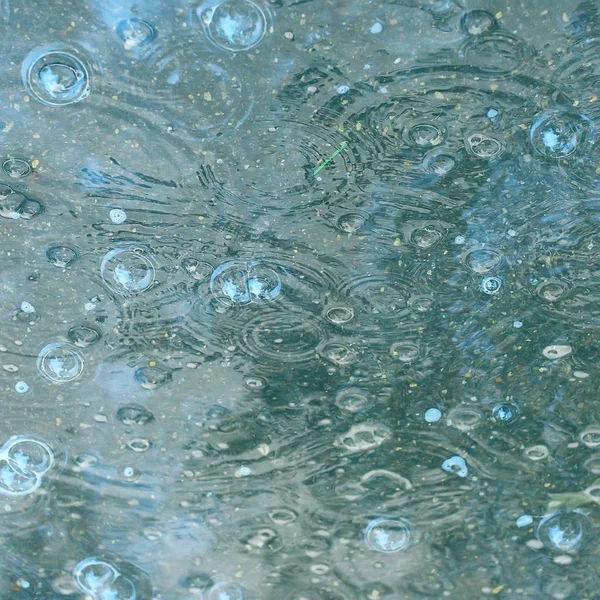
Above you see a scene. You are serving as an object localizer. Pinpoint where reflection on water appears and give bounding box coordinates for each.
[2,0,600,597]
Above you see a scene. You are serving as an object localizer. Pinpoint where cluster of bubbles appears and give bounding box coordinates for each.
[0,436,54,497]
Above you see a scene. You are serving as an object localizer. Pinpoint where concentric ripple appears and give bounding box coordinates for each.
[108,38,251,135]
[238,309,327,364]
[22,44,92,106]
[194,0,271,52]
[459,31,531,77]
[198,120,351,212]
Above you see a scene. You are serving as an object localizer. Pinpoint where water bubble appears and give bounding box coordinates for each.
[335,388,373,413]
[67,324,102,348]
[536,280,569,302]
[269,508,297,524]
[121,466,141,482]
[320,342,357,365]
[100,247,156,295]
[524,444,549,461]
[20,301,35,313]
[537,511,589,552]
[410,224,444,248]
[126,438,151,452]
[207,581,246,600]
[117,404,155,426]
[464,248,502,273]
[0,185,44,219]
[37,342,84,384]
[405,121,446,147]
[481,275,502,295]
[242,527,282,552]
[2,158,32,178]
[6,438,54,478]
[460,10,498,35]
[109,208,127,224]
[423,150,457,176]
[337,423,390,453]
[542,344,572,360]
[244,375,268,390]
[337,85,350,95]
[14,381,29,394]
[465,133,504,159]
[492,402,520,424]
[390,341,420,363]
[442,455,468,478]
[210,260,282,306]
[196,0,269,52]
[337,212,367,233]
[363,517,413,553]
[325,306,354,325]
[424,408,442,423]
[22,45,91,106]
[530,110,594,159]
[579,426,600,448]
[46,245,78,268]
[116,18,157,49]
[134,365,172,390]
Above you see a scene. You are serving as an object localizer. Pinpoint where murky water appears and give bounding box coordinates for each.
[2,0,600,597]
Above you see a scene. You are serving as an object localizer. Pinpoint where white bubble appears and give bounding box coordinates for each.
[487,108,499,118]
[370,22,383,34]
[337,85,350,94]
[239,466,251,476]
[442,455,468,478]
[14,381,29,394]
[454,235,465,244]
[20,301,35,313]
[109,209,127,224]
[424,408,441,423]
[513,321,523,328]
[516,515,533,528]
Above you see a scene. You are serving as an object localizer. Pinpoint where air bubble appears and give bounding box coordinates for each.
[210,260,282,306]
[516,515,533,528]
[134,365,172,390]
[244,375,268,390]
[100,247,156,295]
[37,342,84,384]
[481,275,502,295]
[442,455,468,477]
[530,110,594,159]
[46,245,78,268]
[196,0,269,52]
[22,45,91,106]
[405,122,446,147]
[14,381,29,394]
[524,445,549,461]
[424,408,442,423]
[337,212,367,233]
[269,508,297,524]
[537,511,589,552]
[460,10,497,35]
[492,402,520,424]
[363,517,413,553]
[579,426,600,448]
[542,345,572,360]
[207,581,246,600]
[116,18,157,49]
[109,209,127,224]
[410,224,444,248]
[320,342,357,365]
[117,404,155,425]
[2,158,32,179]
[390,342,420,363]
[335,388,373,413]
[122,466,141,482]
[67,324,102,348]
[126,438,151,452]
[465,133,504,159]
[325,306,354,325]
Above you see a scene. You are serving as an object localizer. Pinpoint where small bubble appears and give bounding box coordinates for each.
[461,10,498,35]
[524,444,549,461]
[481,275,502,295]
[197,0,270,52]
[67,324,102,348]
[126,438,151,452]
[530,109,594,159]
[116,18,156,49]
[537,510,589,552]
[2,158,32,179]
[513,321,523,328]
[239,466,251,476]
[109,208,127,224]
[134,365,172,390]
[14,381,29,394]
[335,388,373,413]
[542,344,572,360]
[244,375,268,390]
[465,133,504,159]
[122,466,141,481]
[337,85,350,94]
[424,408,441,423]
[390,341,420,363]
[487,108,499,119]
[370,22,383,34]
[20,301,35,313]
[442,455,468,478]
[37,342,84,384]
[454,235,465,244]
[46,245,78,268]
[100,247,156,295]
[325,306,354,325]
[492,402,520,424]
[364,517,413,553]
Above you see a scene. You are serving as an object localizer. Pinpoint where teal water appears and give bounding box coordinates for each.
[1,0,600,598]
